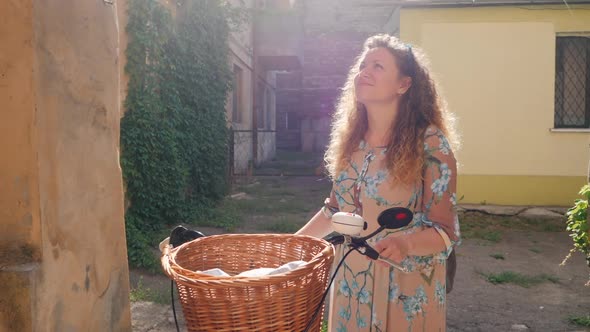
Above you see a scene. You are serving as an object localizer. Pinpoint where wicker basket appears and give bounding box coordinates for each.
[161,234,335,332]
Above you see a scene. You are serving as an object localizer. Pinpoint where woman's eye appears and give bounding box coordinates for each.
[359,63,366,70]
[375,63,384,70]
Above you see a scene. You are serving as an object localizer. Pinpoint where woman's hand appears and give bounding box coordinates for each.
[373,235,412,267]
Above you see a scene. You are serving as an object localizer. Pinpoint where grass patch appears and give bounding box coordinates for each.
[224,197,312,216]
[191,199,243,231]
[460,211,565,232]
[256,150,325,176]
[481,231,502,242]
[201,176,330,233]
[130,277,167,304]
[489,253,505,260]
[232,179,327,216]
[480,271,559,288]
[529,248,542,254]
[462,228,502,243]
[542,223,564,232]
[568,314,590,327]
[263,217,305,233]
[459,211,565,243]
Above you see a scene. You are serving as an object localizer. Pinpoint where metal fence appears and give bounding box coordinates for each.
[228,128,324,179]
[228,128,277,177]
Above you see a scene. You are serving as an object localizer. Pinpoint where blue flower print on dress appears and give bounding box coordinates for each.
[431,163,451,198]
[357,316,368,329]
[336,321,348,332]
[435,280,446,306]
[358,287,370,304]
[372,308,384,329]
[389,283,399,303]
[338,307,352,320]
[450,193,457,206]
[439,135,452,155]
[339,279,351,298]
[364,170,390,205]
[402,286,429,321]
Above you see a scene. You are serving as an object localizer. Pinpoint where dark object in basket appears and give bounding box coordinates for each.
[169,226,205,248]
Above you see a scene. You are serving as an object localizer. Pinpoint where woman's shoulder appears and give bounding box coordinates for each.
[423,125,453,155]
[424,125,444,138]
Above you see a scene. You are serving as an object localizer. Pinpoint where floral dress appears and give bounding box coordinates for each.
[327,126,461,332]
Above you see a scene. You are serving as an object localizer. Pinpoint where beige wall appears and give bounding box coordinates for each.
[0,1,41,329]
[0,1,131,330]
[227,0,278,172]
[401,5,590,205]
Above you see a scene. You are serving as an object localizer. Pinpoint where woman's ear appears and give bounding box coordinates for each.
[398,76,412,95]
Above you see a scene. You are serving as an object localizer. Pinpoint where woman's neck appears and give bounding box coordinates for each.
[364,101,399,147]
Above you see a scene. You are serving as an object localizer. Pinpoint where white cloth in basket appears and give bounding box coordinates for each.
[200,260,307,277]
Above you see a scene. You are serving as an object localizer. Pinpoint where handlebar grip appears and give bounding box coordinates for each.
[363,244,410,273]
[326,234,345,245]
[364,246,380,260]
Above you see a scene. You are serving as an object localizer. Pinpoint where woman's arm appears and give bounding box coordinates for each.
[295,209,334,238]
[296,191,338,238]
[376,227,446,261]
[375,128,460,262]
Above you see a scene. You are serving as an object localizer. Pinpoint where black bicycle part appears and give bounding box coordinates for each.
[303,207,414,330]
[169,225,205,248]
[377,207,413,229]
[169,226,206,332]
[326,234,345,245]
[302,248,355,332]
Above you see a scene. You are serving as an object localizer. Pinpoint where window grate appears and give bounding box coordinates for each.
[554,36,590,129]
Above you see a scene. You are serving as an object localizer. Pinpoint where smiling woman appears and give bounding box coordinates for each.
[297,34,460,332]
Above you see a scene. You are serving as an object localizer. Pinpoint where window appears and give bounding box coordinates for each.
[232,65,243,123]
[554,36,590,128]
[286,112,300,130]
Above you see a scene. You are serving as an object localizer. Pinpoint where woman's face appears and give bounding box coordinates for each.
[354,47,411,105]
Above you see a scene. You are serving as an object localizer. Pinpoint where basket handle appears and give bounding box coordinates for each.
[310,242,335,264]
[161,244,178,280]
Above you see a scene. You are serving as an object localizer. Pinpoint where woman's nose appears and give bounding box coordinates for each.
[359,67,371,79]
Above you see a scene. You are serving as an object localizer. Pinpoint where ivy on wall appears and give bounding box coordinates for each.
[121,0,241,268]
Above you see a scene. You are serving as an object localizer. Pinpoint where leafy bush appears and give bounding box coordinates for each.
[561,185,590,286]
[122,0,241,268]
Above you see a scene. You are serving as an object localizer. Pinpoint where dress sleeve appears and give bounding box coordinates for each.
[321,185,340,218]
[421,128,461,257]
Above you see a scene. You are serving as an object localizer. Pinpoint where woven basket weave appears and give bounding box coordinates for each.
[161,234,334,332]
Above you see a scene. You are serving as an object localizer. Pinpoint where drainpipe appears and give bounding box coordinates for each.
[251,0,258,165]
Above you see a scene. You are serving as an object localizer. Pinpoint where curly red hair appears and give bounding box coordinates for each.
[325,34,459,184]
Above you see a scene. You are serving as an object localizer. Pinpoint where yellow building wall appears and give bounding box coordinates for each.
[400,5,590,206]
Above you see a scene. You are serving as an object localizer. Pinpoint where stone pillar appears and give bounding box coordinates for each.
[0,1,131,331]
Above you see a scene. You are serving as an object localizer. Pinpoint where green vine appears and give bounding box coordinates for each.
[121,0,240,269]
[562,184,590,286]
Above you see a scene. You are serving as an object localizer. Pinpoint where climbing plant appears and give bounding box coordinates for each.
[121,0,243,269]
[561,184,590,286]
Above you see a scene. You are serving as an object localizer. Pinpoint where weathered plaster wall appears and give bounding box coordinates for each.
[0,1,131,331]
[276,0,399,151]
[0,1,42,330]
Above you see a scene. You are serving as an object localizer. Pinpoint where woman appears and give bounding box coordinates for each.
[296,34,460,331]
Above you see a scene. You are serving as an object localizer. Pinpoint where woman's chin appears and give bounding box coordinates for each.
[354,93,372,104]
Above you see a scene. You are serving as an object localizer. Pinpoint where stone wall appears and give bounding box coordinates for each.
[0,1,131,331]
